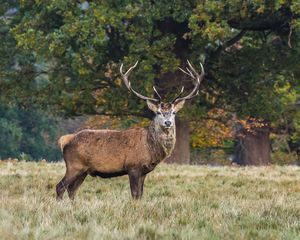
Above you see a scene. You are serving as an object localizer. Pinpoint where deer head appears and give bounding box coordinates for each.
[120,60,204,130]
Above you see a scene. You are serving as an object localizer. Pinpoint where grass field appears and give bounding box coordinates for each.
[1,161,300,240]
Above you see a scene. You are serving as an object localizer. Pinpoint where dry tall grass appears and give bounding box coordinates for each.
[1,161,300,239]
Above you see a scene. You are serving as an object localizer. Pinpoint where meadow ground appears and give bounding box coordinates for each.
[0,161,300,240]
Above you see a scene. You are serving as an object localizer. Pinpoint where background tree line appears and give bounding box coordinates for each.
[0,0,299,165]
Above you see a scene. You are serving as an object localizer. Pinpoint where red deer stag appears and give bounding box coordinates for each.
[56,60,204,200]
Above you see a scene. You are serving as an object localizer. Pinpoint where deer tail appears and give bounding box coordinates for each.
[58,134,75,152]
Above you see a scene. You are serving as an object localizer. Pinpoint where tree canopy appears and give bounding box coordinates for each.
[2,1,297,118]
[0,0,299,163]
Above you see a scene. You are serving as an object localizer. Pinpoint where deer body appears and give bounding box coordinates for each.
[56,60,204,200]
[63,123,175,176]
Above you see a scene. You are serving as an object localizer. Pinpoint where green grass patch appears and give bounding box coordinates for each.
[0,161,300,239]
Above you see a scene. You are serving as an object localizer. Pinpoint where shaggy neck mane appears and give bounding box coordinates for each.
[147,120,176,163]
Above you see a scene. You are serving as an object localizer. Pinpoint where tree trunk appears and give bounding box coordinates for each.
[234,124,271,166]
[165,118,190,164]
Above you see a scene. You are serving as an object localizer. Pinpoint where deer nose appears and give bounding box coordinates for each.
[165,121,171,127]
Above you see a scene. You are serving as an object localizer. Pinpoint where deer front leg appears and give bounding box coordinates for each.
[139,174,146,197]
[128,170,146,199]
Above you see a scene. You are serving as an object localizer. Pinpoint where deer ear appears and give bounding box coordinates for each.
[146,100,158,112]
[173,100,185,112]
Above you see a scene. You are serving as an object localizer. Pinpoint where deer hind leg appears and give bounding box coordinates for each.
[67,172,87,200]
[56,176,67,201]
[128,170,146,199]
[56,168,84,201]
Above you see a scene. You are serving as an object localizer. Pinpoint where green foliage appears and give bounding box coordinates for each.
[0,105,60,161]
[271,151,298,165]
[0,0,300,158]
[8,0,299,119]
[0,118,22,157]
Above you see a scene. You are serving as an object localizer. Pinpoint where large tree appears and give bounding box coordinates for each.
[2,0,300,164]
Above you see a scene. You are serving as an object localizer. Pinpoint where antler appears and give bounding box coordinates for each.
[172,60,205,103]
[120,61,160,102]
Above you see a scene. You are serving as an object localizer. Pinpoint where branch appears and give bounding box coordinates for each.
[79,83,110,92]
[224,30,247,48]
[227,6,296,32]
[217,30,246,55]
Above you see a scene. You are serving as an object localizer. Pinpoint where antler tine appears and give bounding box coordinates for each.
[124,60,139,76]
[178,66,197,81]
[153,86,162,101]
[120,61,138,89]
[120,61,159,102]
[184,89,199,100]
[187,60,204,84]
[172,60,205,103]
[178,67,193,78]
[171,86,185,103]
[185,67,196,80]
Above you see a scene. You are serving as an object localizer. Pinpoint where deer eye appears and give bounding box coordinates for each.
[157,111,162,115]
[172,111,176,115]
